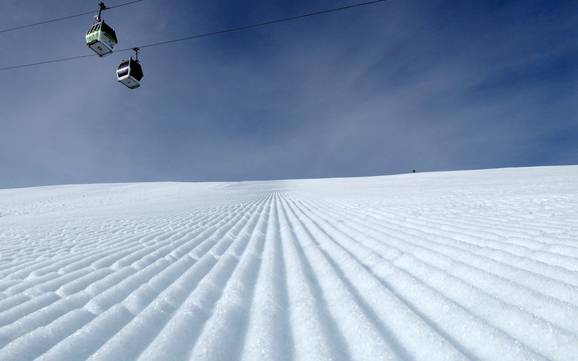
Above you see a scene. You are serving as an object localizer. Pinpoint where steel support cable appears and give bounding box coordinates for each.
[0,0,389,72]
[0,0,146,34]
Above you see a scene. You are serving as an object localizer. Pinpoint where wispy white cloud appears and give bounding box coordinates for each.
[0,0,576,188]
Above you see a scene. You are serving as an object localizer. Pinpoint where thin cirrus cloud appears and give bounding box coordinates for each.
[0,0,576,189]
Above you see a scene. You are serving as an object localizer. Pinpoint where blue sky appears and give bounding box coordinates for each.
[0,0,576,188]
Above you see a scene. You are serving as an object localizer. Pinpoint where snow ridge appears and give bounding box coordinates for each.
[0,166,577,360]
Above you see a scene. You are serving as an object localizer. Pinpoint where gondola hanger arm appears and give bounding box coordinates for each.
[97,2,107,21]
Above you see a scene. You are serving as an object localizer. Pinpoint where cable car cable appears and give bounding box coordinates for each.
[0,54,96,72]
[120,0,390,51]
[0,0,146,34]
[0,0,390,72]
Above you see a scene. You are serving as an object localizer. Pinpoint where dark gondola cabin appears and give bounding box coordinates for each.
[86,20,118,56]
[117,58,144,89]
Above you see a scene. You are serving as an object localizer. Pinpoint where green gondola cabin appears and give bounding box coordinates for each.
[86,20,118,57]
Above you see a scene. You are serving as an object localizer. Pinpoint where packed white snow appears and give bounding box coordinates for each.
[0,166,577,361]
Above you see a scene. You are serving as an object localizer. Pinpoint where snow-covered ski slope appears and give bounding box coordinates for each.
[0,166,577,361]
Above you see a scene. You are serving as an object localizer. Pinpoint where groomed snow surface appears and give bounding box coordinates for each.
[0,166,577,361]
